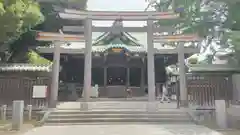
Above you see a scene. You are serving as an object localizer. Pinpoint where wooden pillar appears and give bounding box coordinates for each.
[104,66,107,89]
[126,67,130,88]
[140,63,145,92]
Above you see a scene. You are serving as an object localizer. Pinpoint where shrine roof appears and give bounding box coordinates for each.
[38,41,180,53]
[0,64,52,72]
[92,20,143,47]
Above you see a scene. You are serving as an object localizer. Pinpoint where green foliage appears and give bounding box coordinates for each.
[229,31,240,51]
[0,0,44,50]
[27,50,51,64]
[154,0,240,64]
[155,0,226,37]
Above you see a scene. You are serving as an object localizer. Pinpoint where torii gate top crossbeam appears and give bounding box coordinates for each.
[58,9,180,20]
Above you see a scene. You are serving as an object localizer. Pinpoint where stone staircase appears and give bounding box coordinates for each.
[44,101,193,125]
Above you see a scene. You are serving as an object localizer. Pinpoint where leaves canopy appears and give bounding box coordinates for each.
[4,0,86,63]
[0,0,44,46]
[0,0,44,62]
[153,0,240,64]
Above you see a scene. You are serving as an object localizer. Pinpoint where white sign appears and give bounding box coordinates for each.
[32,85,48,98]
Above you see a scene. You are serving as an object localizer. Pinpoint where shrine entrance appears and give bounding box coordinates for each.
[107,67,126,86]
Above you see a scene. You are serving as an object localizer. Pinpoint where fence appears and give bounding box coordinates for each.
[186,73,233,109]
[0,76,51,109]
[0,73,232,109]
[168,82,180,107]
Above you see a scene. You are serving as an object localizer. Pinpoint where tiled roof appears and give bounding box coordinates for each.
[0,64,52,72]
[92,44,146,53]
[93,20,142,47]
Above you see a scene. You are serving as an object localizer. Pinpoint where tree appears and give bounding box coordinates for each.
[0,0,44,61]
[5,0,86,63]
[153,0,240,64]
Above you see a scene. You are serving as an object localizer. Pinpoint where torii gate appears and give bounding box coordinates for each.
[36,9,201,110]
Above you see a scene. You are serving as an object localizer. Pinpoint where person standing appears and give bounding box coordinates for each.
[160,83,170,103]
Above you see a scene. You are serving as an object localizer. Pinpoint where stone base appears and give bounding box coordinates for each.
[179,100,188,107]
[49,100,58,108]
[146,102,158,112]
[80,102,89,111]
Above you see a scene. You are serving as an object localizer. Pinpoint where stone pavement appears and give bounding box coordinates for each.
[21,124,222,135]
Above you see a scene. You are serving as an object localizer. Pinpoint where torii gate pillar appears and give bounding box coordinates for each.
[81,18,92,110]
[49,41,61,108]
[178,42,188,107]
[147,19,156,111]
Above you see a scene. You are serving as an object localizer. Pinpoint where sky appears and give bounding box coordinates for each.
[87,0,155,26]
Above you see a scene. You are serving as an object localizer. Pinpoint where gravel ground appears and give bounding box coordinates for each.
[0,124,239,135]
[0,124,34,135]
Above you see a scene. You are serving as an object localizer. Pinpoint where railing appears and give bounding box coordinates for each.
[57,73,233,108]
[186,73,233,109]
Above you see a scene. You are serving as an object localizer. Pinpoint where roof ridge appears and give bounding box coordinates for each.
[93,31,142,46]
[0,63,52,66]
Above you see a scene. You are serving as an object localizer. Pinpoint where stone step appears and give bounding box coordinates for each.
[44,122,194,126]
[56,101,178,110]
[48,113,190,119]
[49,102,191,125]
[45,117,192,124]
[51,110,187,115]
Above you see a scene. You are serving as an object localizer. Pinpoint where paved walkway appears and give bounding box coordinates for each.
[21,124,222,135]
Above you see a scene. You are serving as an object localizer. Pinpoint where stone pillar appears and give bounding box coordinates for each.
[1,105,7,121]
[178,42,188,107]
[147,19,155,102]
[12,100,24,130]
[82,18,92,110]
[147,19,156,112]
[215,100,228,128]
[126,67,130,88]
[49,41,61,108]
